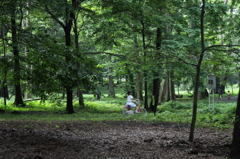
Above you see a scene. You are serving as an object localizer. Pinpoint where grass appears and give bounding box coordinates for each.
[0,97,236,130]
[0,84,238,130]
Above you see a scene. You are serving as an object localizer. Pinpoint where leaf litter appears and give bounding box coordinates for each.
[0,121,231,159]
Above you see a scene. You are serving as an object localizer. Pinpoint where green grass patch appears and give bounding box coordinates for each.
[0,96,237,130]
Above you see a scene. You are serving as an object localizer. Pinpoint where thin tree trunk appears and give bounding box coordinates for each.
[189,0,205,142]
[136,72,143,100]
[73,10,84,108]
[134,34,142,100]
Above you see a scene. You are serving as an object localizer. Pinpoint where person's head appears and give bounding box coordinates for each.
[127,91,132,95]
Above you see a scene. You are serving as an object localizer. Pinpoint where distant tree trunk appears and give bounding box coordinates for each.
[77,89,84,108]
[1,25,8,105]
[134,35,142,100]
[136,72,143,100]
[108,75,115,98]
[108,56,116,98]
[229,87,240,158]
[11,2,25,107]
[159,74,175,103]
[0,80,9,100]
[150,77,160,115]
[159,79,168,102]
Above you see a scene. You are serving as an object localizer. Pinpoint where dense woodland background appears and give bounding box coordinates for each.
[0,0,240,158]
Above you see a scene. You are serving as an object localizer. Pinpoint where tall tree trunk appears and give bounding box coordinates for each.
[150,27,161,115]
[11,2,25,107]
[134,34,142,100]
[24,1,31,100]
[141,19,148,109]
[229,87,240,158]
[73,10,84,108]
[64,25,74,114]
[1,25,8,105]
[189,0,205,142]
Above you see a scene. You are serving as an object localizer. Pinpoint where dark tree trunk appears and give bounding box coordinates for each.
[66,87,74,114]
[150,27,161,115]
[150,77,160,115]
[11,4,25,107]
[64,25,74,114]
[229,87,240,158]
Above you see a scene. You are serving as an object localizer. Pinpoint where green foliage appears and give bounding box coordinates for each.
[158,101,192,113]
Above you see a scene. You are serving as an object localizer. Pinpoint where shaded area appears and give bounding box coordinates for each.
[0,121,231,159]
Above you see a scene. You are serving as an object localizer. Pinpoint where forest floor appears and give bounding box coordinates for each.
[0,119,231,159]
[0,95,236,159]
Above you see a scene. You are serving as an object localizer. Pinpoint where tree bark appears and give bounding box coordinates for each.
[229,87,240,158]
[64,24,74,114]
[11,2,25,107]
[189,0,205,142]
[73,9,84,108]
[159,79,169,102]
[150,27,162,115]
[136,72,143,100]
[108,75,115,98]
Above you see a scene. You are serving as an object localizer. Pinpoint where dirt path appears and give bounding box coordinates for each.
[0,121,231,159]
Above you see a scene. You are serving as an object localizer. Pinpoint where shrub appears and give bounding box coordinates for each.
[158,100,192,113]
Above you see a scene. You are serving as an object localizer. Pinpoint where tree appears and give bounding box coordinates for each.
[44,0,85,114]
[10,0,25,107]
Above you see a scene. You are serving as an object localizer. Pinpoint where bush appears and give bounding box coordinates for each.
[158,101,192,113]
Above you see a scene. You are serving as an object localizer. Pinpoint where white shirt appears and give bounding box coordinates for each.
[126,95,136,107]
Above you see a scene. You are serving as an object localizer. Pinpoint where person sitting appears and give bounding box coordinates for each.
[126,91,139,113]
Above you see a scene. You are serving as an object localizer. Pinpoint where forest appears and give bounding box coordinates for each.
[0,0,240,158]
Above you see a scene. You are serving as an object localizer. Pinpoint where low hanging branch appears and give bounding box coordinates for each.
[83,51,126,58]
[204,44,240,52]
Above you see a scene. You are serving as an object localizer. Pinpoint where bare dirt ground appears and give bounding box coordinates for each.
[0,120,231,159]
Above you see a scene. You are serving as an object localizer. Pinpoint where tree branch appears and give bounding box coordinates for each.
[204,45,240,52]
[178,58,197,67]
[45,5,65,28]
[83,52,126,58]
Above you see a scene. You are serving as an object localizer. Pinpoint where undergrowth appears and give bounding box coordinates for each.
[0,98,236,129]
